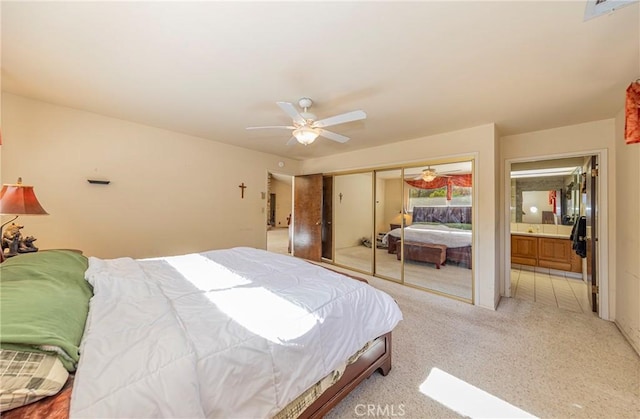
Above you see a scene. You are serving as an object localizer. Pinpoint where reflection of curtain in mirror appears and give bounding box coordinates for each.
[405,174,472,201]
[625,81,640,144]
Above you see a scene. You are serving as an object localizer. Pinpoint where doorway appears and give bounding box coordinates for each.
[266,172,293,255]
[505,152,607,317]
[269,193,276,227]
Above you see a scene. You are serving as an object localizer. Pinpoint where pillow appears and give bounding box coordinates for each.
[0,349,69,412]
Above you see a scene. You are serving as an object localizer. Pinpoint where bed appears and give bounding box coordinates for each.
[385,206,472,268]
[0,248,402,418]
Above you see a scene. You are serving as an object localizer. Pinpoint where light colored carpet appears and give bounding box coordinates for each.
[269,227,639,418]
[321,265,640,419]
[267,227,290,255]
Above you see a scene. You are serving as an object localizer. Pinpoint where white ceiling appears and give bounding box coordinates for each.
[2,1,639,161]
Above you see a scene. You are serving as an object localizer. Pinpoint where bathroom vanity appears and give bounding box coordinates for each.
[511,232,582,273]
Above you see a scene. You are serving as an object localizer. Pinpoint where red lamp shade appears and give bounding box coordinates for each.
[0,179,48,215]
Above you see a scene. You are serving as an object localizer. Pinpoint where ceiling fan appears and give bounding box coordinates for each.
[246,98,366,146]
[413,167,463,182]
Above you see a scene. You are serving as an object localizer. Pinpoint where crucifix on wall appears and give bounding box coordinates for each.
[239,182,247,199]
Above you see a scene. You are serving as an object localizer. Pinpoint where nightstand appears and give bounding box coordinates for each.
[390,223,401,230]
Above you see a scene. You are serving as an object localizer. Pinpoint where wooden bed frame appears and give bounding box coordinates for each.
[301,332,392,418]
[3,333,393,419]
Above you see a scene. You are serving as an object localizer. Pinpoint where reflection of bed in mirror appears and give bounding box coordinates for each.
[385,206,472,268]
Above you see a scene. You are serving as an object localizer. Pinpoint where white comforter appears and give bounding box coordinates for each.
[70,247,402,418]
[384,223,472,248]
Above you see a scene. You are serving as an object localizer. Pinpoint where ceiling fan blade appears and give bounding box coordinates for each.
[286,136,298,146]
[318,129,350,143]
[276,102,305,125]
[246,126,295,130]
[313,110,366,128]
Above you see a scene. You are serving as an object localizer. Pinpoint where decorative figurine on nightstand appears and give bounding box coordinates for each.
[1,223,23,258]
[1,223,39,258]
[19,236,38,253]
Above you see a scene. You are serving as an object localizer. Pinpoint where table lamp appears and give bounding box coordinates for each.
[0,177,49,261]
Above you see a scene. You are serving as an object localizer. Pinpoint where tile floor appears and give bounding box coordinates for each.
[510,264,594,314]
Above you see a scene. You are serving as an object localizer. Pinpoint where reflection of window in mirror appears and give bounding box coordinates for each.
[522,191,555,224]
[403,162,473,214]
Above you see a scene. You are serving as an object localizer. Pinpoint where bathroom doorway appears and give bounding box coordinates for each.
[505,152,606,317]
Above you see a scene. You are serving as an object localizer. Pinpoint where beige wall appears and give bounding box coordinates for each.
[614,109,640,354]
[500,119,616,320]
[302,124,499,309]
[1,94,301,259]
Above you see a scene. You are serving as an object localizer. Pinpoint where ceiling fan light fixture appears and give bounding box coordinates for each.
[293,127,319,145]
[421,168,437,182]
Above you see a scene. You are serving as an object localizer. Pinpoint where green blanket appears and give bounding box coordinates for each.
[0,250,93,371]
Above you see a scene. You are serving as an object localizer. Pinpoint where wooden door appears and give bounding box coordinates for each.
[293,174,323,262]
[585,156,598,312]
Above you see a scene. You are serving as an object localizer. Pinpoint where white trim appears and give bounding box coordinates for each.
[471,152,480,307]
[504,158,513,298]
[596,149,609,320]
[503,149,609,320]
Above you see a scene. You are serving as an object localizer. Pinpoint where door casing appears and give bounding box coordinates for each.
[502,149,609,319]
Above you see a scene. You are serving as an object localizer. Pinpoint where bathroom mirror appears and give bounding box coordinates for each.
[522,190,558,224]
[511,168,582,226]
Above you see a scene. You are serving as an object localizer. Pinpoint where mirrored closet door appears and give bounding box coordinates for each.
[328,159,474,303]
[401,161,473,301]
[333,172,374,274]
